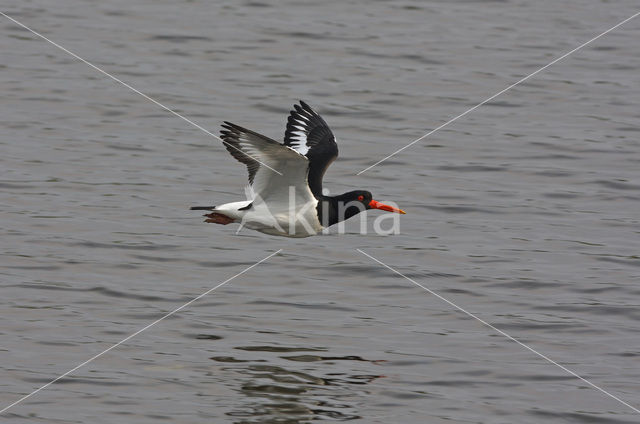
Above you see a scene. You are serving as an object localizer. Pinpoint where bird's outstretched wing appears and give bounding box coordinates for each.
[220,122,311,204]
[283,101,338,198]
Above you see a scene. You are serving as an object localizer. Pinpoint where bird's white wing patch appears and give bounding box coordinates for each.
[287,119,311,155]
[251,145,313,205]
[220,122,313,206]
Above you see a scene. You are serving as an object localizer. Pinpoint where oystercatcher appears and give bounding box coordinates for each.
[191,101,405,237]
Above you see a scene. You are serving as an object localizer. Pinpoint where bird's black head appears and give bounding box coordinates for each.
[321,190,405,226]
[344,190,373,208]
[331,190,370,218]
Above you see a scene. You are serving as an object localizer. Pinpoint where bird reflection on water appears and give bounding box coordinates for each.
[212,346,384,423]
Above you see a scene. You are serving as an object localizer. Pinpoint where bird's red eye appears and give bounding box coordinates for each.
[357,195,364,201]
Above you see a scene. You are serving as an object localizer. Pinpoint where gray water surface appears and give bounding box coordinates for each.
[2,1,640,423]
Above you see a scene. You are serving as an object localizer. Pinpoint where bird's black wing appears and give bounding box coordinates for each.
[283,101,338,198]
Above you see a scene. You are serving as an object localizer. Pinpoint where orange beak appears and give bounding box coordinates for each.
[368,199,406,214]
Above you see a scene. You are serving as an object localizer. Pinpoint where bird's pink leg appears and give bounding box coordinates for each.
[204,212,235,225]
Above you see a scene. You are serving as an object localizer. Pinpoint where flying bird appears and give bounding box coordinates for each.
[191,101,405,237]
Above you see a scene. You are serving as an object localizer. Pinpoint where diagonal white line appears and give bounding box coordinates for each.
[357,11,640,175]
[357,249,640,415]
[0,11,282,176]
[0,249,281,416]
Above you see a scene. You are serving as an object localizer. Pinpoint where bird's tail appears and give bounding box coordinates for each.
[190,206,216,211]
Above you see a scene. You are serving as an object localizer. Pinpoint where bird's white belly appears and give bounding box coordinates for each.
[240,199,322,238]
